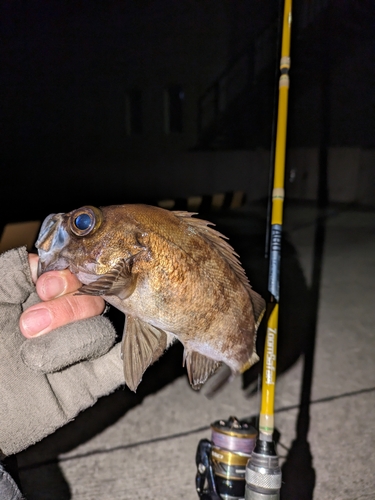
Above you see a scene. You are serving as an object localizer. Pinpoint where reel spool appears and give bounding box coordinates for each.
[196,416,257,500]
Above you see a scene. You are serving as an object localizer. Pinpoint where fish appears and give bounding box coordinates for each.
[35,204,265,392]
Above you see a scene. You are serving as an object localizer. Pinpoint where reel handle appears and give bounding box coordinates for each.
[195,439,222,500]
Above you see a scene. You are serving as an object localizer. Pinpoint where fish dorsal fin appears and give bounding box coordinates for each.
[249,289,266,330]
[183,349,221,390]
[173,212,246,286]
[173,212,264,312]
[121,316,167,392]
[77,258,137,300]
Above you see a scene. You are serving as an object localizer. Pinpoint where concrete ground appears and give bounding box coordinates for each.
[15,202,375,500]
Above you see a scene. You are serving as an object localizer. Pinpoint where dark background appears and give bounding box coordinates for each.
[1,0,374,228]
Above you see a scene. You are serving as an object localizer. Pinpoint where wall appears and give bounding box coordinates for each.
[100,147,375,206]
[286,148,375,206]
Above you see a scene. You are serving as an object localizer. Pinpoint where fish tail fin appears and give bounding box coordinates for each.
[250,289,266,330]
[240,350,260,374]
[202,349,260,399]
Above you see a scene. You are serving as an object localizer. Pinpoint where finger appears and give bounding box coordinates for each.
[29,253,86,300]
[28,253,39,284]
[21,316,117,373]
[36,269,84,301]
[20,293,106,338]
[28,253,83,300]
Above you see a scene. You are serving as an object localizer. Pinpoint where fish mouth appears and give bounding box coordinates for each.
[37,255,70,276]
[35,213,70,276]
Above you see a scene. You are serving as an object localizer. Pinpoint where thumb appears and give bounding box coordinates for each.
[21,316,117,373]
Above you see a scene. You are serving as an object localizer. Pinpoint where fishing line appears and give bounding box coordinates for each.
[211,422,257,455]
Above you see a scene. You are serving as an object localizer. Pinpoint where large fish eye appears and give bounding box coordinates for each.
[75,213,92,230]
[69,206,103,237]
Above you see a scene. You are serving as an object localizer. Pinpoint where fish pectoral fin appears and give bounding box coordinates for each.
[77,259,137,300]
[250,289,266,330]
[121,316,167,392]
[183,350,221,390]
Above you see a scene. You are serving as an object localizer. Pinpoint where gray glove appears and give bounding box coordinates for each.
[0,247,124,458]
[0,461,24,500]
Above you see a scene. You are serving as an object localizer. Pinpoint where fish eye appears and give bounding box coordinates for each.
[75,213,92,231]
[69,206,103,237]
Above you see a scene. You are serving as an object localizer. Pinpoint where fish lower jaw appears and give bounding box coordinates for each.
[37,254,70,275]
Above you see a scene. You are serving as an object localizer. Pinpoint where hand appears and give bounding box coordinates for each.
[0,247,124,458]
[20,254,105,337]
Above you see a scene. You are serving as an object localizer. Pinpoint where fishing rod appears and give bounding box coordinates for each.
[194,1,292,498]
[245,1,292,498]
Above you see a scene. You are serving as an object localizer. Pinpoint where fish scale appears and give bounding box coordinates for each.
[36,204,265,392]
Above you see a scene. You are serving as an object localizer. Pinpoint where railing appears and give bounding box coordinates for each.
[196,0,332,149]
[196,19,280,147]
[197,50,253,137]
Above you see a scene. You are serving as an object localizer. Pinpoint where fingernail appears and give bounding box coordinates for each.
[41,275,66,299]
[21,308,52,337]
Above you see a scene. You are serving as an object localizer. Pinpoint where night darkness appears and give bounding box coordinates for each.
[1,1,374,229]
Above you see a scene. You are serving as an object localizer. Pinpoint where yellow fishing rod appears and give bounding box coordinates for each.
[246,1,292,498]
[260,0,292,440]
[194,3,292,499]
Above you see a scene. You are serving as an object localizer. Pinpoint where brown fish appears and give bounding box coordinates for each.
[36,204,265,392]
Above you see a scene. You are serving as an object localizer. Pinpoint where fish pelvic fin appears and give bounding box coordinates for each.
[121,316,167,392]
[183,350,221,390]
[77,258,137,300]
